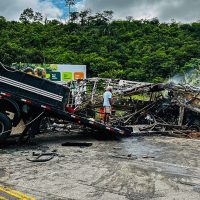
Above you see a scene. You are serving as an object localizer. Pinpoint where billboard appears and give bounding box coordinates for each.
[47,64,86,82]
[12,63,87,82]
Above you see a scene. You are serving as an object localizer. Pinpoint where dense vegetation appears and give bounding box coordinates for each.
[0,8,200,82]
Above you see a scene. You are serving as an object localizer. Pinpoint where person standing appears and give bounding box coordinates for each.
[103,86,113,125]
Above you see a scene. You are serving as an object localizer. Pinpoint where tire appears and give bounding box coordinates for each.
[188,119,200,132]
[0,98,21,127]
[0,112,12,142]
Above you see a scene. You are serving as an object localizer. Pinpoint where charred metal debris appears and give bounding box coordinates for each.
[63,78,200,138]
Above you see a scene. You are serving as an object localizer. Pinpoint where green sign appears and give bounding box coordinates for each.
[62,72,73,81]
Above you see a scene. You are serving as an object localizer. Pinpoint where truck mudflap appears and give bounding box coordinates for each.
[58,111,131,136]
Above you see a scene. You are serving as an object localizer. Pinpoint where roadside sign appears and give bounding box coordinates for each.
[50,72,61,81]
[74,72,84,80]
[12,63,87,83]
[62,72,73,81]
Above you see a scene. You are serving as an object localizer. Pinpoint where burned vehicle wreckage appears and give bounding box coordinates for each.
[63,77,200,138]
[0,63,199,144]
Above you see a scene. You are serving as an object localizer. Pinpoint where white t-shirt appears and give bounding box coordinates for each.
[103,91,112,106]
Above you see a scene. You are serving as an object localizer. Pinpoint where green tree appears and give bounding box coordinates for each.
[65,0,76,21]
[34,12,43,22]
[0,16,6,29]
[19,8,34,23]
[70,12,79,23]
[1,9,200,82]
[79,9,91,25]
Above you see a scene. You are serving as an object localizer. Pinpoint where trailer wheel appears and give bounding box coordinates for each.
[0,113,12,142]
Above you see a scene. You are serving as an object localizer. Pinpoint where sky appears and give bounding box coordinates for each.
[0,0,199,22]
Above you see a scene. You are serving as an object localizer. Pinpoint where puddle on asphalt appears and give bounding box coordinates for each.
[120,137,166,157]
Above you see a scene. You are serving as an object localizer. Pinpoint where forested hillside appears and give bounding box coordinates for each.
[0,8,200,82]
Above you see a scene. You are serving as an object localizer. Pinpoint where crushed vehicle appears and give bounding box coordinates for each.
[64,77,200,138]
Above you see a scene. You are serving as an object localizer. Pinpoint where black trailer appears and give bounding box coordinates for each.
[0,64,128,143]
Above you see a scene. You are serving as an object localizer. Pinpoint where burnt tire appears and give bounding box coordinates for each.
[188,119,200,132]
[0,112,12,142]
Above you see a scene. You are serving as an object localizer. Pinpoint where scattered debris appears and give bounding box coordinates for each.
[142,155,155,159]
[61,142,93,147]
[26,151,65,162]
[189,132,200,139]
[111,154,137,160]
[64,78,200,139]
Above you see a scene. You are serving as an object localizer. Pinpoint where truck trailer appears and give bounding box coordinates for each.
[0,64,128,143]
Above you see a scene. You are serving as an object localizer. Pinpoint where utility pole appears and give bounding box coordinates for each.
[65,0,76,21]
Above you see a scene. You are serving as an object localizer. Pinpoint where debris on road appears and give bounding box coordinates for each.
[26,151,65,162]
[111,154,138,160]
[61,142,93,147]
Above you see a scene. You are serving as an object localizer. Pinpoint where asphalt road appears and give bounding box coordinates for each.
[0,132,200,200]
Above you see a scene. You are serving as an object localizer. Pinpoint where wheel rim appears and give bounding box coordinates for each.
[0,121,5,135]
